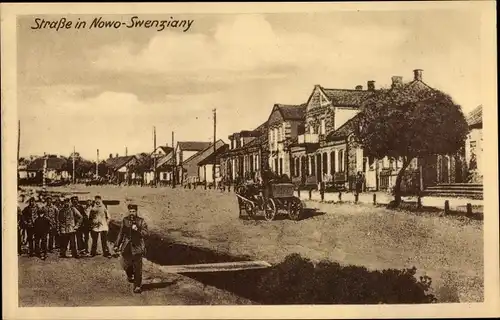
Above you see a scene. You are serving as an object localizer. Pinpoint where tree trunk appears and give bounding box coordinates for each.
[393,159,412,207]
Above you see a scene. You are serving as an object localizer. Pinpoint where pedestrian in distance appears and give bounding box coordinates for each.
[58,197,82,259]
[89,195,112,258]
[43,196,60,252]
[21,197,39,257]
[72,196,90,256]
[34,207,51,260]
[114,204,149,294]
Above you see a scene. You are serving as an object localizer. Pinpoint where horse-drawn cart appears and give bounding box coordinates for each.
[235,183,303,221]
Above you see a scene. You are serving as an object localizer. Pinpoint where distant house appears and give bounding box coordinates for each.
[103,155,137,184]
[179,140,227,185]
[465,105,483,183]
[175,141,212,184]
[197,144,229,185]
[143,145,174,185]
[26,155,69,181]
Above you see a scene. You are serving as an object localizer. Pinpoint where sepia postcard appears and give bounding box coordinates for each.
[1,1,499,319]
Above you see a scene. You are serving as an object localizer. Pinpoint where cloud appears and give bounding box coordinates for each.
[92,15,409,81]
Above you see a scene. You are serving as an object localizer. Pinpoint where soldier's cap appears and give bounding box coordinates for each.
[28,197,36,202]
[127,204,138,210]
[71,196,78,200]
[63,197,71,202]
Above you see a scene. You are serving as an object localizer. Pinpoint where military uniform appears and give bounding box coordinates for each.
[114,205,148,292]
[58,200,82,258]
[43,202,60,251]
[21,200,38,256]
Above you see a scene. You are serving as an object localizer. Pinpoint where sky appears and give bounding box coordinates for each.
[17,9,484,160]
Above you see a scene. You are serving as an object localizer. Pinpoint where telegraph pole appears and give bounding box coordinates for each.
[96,149,99,178]
[17,120,20,185]
[72,146,76,184]
[172,131,176,188]
[153,126,157,187]
[42,152,47,192]
[212,108,217,186]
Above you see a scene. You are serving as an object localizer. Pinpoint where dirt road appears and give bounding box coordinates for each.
[23,185,484,302]
[19,253,253,307]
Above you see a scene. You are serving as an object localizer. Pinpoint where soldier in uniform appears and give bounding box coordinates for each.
[72,196,90,256]
[114,204,149,294]
[21,197,38,257]
[58,197,82,259]
[43,196,59,252]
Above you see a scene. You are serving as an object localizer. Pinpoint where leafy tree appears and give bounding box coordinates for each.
[355,86,469,205]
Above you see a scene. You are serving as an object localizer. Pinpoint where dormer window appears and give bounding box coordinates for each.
[320,119,326,135]
[240,137,244,147]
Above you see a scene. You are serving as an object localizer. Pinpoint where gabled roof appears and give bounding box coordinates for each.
[104,155,135,170]
[326,114,361,141]
[183,140,227,165]
[156,152,174,170]
[159,146,173,155]
[320,87,375,108]
[467,105,482,128]
[177,141,212,152]
[198,144,230,166]
[275,103,307,121]
[27,157,67,171]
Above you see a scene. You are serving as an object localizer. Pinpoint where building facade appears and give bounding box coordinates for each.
[267,103,306,178]
[289,81,376,189]
[220,122,269,184]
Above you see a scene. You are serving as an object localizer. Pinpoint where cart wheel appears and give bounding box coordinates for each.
[288,199,303,221]
[264,198,277,221]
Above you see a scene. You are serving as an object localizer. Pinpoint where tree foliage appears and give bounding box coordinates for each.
[355,85,469,204]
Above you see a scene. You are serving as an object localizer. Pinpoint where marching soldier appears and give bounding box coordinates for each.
[114,204,149,294]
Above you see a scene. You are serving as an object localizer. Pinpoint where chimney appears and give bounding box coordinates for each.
[391,76,403,88]
[413,69,423,81]
[355,85,363,90]
[367,80,375,91]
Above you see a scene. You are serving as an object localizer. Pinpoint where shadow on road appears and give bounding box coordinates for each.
[107,221,438,305]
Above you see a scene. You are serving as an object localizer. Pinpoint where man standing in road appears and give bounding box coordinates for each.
[43,196,59,253]
[21,197,38,257]
[58,197,82,259]
[34,206,51,260]
[114,204,149,294]
[72,196,90,256]
[89,195,111,258]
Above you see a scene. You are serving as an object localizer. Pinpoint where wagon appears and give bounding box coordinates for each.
[235,182,303,221]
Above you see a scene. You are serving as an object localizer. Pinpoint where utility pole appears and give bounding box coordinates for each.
[17,120,20,185]
[153,126,157,187]
[72,146,76,184]
[42,152,47,192]
[212,108,217,186]
[96,149,99,178]
[172,131,176,188]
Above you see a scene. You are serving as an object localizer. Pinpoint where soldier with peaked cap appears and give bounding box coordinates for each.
[58,197,82,259]
[89,195,111,258]
[42,195,60,252]
[71,196,90,256]
[114,204,149,294]
[21,197,39,257]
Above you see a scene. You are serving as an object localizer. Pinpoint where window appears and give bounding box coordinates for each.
[330,151,336,173]
[309,125,314,134]
[240,137,244,147]
[311,156,316,176]
[321,119,326,135]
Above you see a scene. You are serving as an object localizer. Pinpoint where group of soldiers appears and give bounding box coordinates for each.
[18,193,112,260]
[18,190,149,293]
